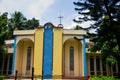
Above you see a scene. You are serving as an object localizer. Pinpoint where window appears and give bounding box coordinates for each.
[26,47,32,72]
[44,23,53,28]
[96,56,100,75]
[90,56,94,75]
[70,46,74,71]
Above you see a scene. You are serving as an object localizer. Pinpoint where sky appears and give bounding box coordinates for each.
[0,0,91,29]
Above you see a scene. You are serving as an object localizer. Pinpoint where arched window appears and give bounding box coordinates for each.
[44,23,53,29]
[70,46,74,71]
[26,47,32,74]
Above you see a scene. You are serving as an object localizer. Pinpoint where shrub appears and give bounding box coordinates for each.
[0,76,5,80]
[90,76,115,80]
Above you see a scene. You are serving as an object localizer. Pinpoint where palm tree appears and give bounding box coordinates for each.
[10,11,27,30]
[7,11,27,39]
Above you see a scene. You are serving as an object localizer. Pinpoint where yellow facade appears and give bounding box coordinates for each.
[53,28,62,78]
[34,29,43,76]
[1,23,119,80]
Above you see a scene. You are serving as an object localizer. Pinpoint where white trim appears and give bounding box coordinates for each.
[63,30,86,35]
[14,30,35,35]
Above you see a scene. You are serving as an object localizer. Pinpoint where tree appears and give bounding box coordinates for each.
[7,11,39,39]
[106,56,117,76]
[6,11,27,39]
[10,11,27,30]
[27,18,39,29]
[0,11,39,55]
[10,11,39,30]
[0,12,8,55]
[74,25,83,30]
[74,0,120,76]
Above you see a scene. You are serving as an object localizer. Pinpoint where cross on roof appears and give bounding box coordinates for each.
[58,15,63,24]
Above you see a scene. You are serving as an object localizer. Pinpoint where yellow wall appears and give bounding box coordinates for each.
[53,29,62,78]
[34,29,43,75]
[78,41,83,76]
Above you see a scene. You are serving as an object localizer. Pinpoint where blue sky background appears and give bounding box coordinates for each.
[41,0,76,28]
[0,0,91,29]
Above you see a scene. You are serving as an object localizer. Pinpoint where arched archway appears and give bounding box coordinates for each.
[15,38,34,75]
[63,38,83,77]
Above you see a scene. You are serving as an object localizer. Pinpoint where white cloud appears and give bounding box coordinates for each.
[66,21,94,29]
[66,22,77,29]
[65,13,95,29]
[0,0,54,19]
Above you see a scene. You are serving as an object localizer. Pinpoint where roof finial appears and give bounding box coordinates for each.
[58,11,63,27]
[58,14,63,25]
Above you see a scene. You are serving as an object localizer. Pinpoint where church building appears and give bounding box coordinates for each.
[0,23,118,79]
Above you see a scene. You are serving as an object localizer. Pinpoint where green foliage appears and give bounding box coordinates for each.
[10,11,27,30]
[0,76,5,80]
[0,11,39,55]
[73,0,120,48]
[0,12,8,55]
[7,11,39,39]
[74,25,83,30]
[27,18,39,29]
[1,11,40,39]
[106,56,117,67]
[74,0,120,76]
[90,76,115,80]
